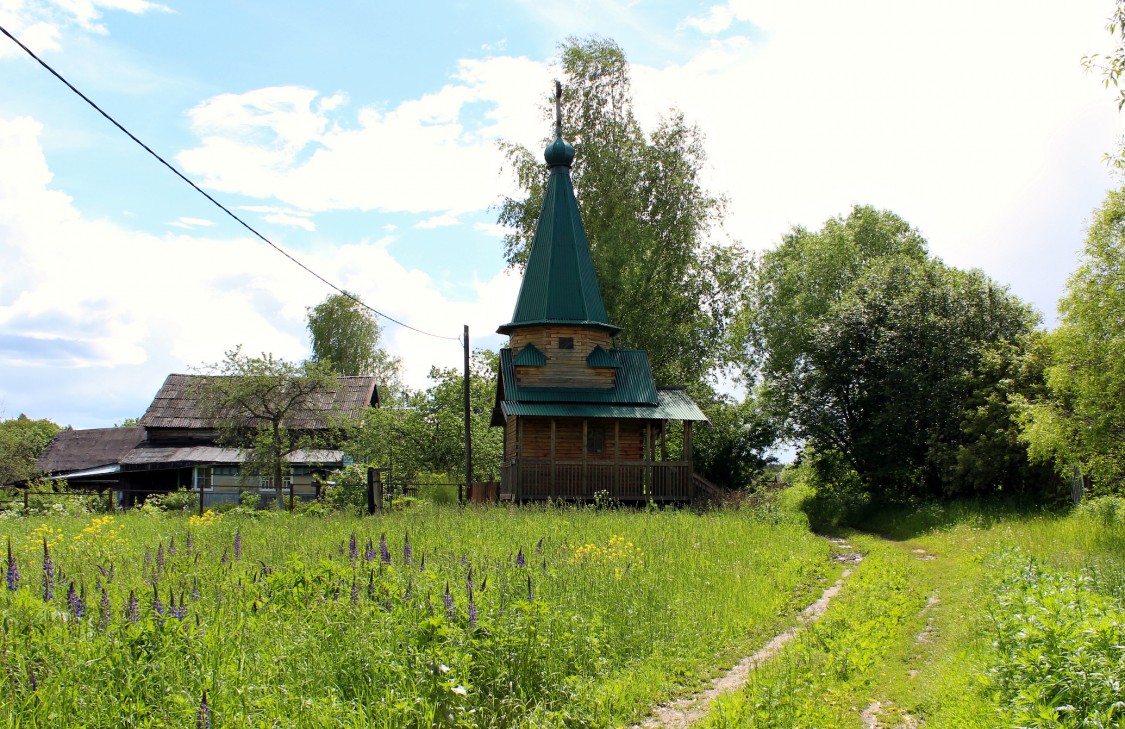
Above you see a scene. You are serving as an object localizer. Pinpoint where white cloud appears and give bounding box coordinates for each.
[167,216,214,229]
[0,115,518,423]
[176,56,548,218]
[0,0,168,56]
[417,214,460,229]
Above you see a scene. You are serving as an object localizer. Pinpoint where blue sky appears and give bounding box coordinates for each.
[0,0,1122,428]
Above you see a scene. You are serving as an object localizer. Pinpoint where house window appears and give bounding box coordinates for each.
[194,466,214,491]
[587,426,605,455]
[558,337,574,350]
[213,466,238,477]
[259,476,293,493]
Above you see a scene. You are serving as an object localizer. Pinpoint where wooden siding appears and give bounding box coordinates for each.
[510,326,615,389]
[515,417,645,461]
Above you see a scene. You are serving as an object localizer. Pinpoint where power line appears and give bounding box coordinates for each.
[0,22,461,342]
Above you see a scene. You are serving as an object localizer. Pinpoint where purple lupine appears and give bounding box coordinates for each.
[185,531,194,554]
[197,689,211,729]
[27,667,37,692]
[234,530,242,561]
[168,536,176,557]
[536,537,544,553]
[403,531,412,564]
[171,590,187,620]
[465,567,474,592]
[418,553,425,572]
[41,538,54,601]
[443,583,454,619]
[527,574,534,602]
[364,538,375,562]
[338,540,345,557]
[191,577,201,602]
[220,548,229,565]
[152,583,164,619]
[6,538,18,592]
[379,533,391,565]
[156,543,166,570]
[349,533,358,561]
[516,549,525,568]
[350,577,359,605]
[126,590,140,623]
[108,562,116,583]
[99,587,111,627]
[467,587,477,627]
[67,581,82,619]
[367,571,376,600]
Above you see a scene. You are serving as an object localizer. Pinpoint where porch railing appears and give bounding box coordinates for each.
[500,459,694,502]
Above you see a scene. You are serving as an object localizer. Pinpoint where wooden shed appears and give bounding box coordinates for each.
[491,118,710,503]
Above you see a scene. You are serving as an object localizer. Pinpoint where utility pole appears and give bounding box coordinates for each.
[463,324,472,505]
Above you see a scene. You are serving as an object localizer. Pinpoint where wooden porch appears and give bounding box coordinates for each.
[501,459,695,502]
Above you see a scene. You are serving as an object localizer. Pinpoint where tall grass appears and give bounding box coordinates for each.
[0,503,831,728]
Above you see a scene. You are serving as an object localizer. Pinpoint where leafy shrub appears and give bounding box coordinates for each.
[1075,495,1125,526]
[238,489,263,510]
[987,552,1125,727]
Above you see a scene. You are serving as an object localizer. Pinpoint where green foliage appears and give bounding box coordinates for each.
[987,552,1125,728]
[306,291,403,393]
[342,350,502,483]
[692,392,777,490]
[755,207,1048,499]
[319,462,368,513]
[497,37,750,387]
[0,414,62,485]
[748,205,929,390]
[194,347,339,509]
[1019,188,1125,494]
[0,505,829,728]
[141,488,198,513]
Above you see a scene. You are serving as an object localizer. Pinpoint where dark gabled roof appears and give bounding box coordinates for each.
[497,135,620,336]
[139,374,378,430]
[37,426,147,475]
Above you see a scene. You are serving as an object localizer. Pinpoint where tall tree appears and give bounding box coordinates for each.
[307,291,402,393]
[498,37,749,386]
[0,415,62,485]
[1019,188,1125,493]
[747,205,929,401]
[342,350,502,482]
[194,347,338,509]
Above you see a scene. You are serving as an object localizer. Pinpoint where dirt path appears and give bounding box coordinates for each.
[633,539,863,729]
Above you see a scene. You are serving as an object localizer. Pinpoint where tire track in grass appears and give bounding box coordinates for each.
[633,538,864,729]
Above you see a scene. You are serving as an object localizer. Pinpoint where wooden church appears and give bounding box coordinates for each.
[491,92,710,502]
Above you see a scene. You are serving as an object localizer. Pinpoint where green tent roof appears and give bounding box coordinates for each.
[497,135,620,336]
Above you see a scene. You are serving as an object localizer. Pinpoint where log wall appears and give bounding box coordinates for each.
[510,326,615,389]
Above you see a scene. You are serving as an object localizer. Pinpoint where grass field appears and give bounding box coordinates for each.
[702,491,1125,729]
[4,494,1124,728]
[0,503,832,728]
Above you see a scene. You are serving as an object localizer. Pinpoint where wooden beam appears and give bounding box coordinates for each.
[614,419,620,494]
[582,418,588,499]
[516,417,524,501]
[549,417,556,499]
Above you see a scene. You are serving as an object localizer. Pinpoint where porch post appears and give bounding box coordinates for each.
[549,417,557,500]
[514,417,524,501]
[684,420,694,499]
[613,419,620,494]
[582,418,588,499]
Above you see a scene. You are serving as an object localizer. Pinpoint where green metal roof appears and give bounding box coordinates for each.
[586,345,620,368]
[496,135,620,336]
[511,343,546,366]
[498,389,710,422]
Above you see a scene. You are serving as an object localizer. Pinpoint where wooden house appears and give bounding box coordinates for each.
[491,124,710,502]
[36,374,378,508]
